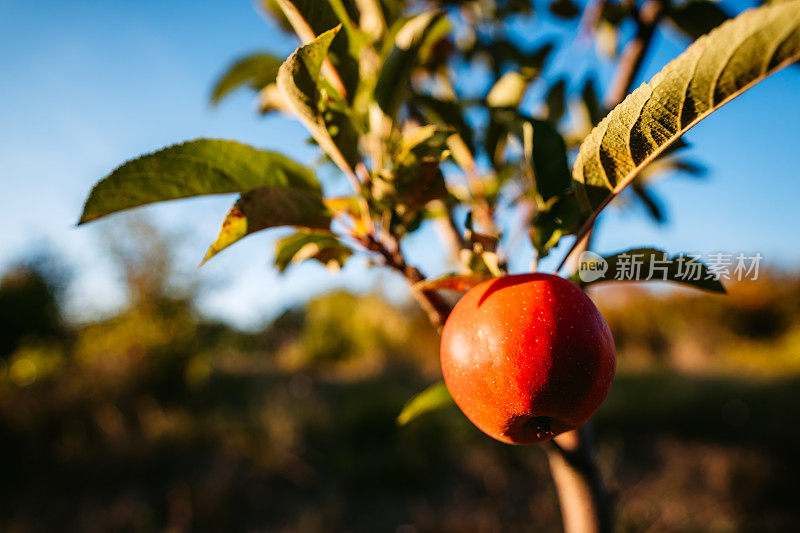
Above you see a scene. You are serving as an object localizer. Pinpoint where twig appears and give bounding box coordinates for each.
[604,0,668,109]
[359,232,451,329]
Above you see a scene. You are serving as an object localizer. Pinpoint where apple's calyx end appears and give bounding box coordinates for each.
[503,414,559,444]
[525,415,555,440]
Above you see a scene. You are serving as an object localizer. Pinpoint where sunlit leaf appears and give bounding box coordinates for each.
[211,53,283,104]
[202,187,331,263]
[272,0,360,98]
[396,381,454,426]
[572,1,800,241]
[274,229,353,272]
[487,71,530,108]
[277,26,360,175]
[79,139,319,224]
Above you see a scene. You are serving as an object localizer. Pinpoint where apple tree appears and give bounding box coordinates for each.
[80,1,800,530]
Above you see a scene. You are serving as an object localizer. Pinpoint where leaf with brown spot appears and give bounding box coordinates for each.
[202,186,331,263]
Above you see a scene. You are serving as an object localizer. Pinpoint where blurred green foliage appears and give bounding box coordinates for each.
[1,231,800,531]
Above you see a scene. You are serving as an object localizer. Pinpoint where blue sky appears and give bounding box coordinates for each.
[1,1,798,328]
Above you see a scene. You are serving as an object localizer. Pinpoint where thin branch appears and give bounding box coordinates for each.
[604,0,668,109]
[359,232,451,329]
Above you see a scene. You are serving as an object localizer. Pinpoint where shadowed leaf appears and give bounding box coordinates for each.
[374,10,445,118]
[545,78,567,125]
[667,0,730,41]
[573,248,726,293]
[411,94,476,155]
[486,109,571,201]
[549,0,580,19]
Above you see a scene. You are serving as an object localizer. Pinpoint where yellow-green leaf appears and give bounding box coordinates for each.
[274,229,353,272]
[396,381,454,426]
[211,53,283,104]
[277,26,358,175]
[202,187,331,263]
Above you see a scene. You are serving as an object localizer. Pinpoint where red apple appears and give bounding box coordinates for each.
[440,273,616,444]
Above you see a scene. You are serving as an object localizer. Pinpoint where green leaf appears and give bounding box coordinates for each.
[572,248,726,293]
[529,193,580,258]
[396,381,454,426]
[270,0,361,99]
[270,0,355,34]
[466,39,553,79]
[667,0,730,41]
[202,187,331,263]
[274,229,353,272]
[572,1,800,236]
[79,139,320,224]
[211,53,283,104]
[277,25,360,174]
[374,10,445,118]
[486,109,571,201]
[545,78,567,125]
[411,94,476,155]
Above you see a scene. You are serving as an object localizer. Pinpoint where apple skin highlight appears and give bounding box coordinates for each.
[440,273,616,445]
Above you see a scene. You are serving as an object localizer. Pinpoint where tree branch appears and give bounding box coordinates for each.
[604,0,668,108]
[360,232,451,329]
[545,425,614,533]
